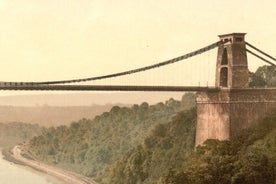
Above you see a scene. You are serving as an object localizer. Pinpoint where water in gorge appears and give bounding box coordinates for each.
[0,152,63,184]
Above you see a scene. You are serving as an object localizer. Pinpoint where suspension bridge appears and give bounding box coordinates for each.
[1,32,275,146]
[0,33,275,92]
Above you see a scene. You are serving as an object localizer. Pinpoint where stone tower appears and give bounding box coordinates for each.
[215,33,248,88]
[195,33,276,147]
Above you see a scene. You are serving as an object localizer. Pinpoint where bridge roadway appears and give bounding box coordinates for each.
[0,84,219,92]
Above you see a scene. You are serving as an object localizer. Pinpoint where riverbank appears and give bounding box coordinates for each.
[0,150,65,184]
[11,145,97,184]
[1,145,24,164]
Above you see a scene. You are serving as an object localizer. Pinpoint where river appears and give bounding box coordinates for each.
[0,151,64,184]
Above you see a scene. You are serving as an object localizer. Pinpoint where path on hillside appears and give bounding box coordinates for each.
[12,146,97,184]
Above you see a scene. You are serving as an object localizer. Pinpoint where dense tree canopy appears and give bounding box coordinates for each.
[29,94,196,182]
[249,65,276,87]
[162,110,276,184]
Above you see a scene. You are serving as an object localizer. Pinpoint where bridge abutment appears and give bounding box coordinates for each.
[195,33,276,147]
[196,89,276,146]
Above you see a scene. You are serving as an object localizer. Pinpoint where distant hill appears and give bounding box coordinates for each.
[0,92,183,106]
[0,105,117,127]
[0,92,184,127]
[0,122,43,161]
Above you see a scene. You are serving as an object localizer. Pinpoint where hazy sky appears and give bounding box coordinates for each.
[0,0,275,96]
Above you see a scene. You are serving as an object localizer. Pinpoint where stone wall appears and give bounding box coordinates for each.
[195,88,276,146]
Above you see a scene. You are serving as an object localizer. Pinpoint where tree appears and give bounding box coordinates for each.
[249,65,276,87]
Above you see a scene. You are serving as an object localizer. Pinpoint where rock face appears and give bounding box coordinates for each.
[195,33,276,146]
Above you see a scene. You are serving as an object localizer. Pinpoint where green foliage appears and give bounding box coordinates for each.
[162,110,276,184]
[105,108,196,184]
[181,93,196,110]
[28,96,193,182]
[249,65,276,87]
[26,91,275,184]
[5,90,274,184]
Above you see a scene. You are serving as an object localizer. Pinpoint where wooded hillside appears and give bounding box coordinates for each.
[28,93,196,183]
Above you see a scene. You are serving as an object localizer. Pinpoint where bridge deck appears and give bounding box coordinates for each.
[0,85,219,92]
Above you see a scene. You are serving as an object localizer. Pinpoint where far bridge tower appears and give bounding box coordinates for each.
[195,33,276,146]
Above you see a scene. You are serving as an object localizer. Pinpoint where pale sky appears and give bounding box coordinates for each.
[0,0,275,96]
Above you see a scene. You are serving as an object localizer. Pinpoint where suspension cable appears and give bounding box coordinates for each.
[246,42,276,61]
[3,40,224,85]
[246,49,276,66]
